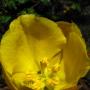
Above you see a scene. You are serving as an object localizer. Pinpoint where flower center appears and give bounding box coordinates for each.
[23,58,61,90]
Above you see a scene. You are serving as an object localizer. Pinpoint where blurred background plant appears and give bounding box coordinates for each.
[0,0,90,90]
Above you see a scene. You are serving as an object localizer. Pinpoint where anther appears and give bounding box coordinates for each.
[52,63,60,72]
[47,78,58,87]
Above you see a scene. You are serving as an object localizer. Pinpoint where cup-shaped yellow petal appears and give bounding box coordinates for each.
[1,15,90,90]
[57,21,82,37]
[0,14,67,90]
[64,32,89,82]
[57,21,90,85]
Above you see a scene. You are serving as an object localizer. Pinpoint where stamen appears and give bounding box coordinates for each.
[32,80,43,90]
[47,78,58,87]
[23,74,43,90]
[40,57,48,66]
[40,57,48,72]
[51,63,60,72]
[24,75,35,85]
[21,56,61,90]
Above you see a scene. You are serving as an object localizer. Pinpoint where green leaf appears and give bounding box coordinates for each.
[0,16,11,24]
[3,0,17,9]
[40,0,50,5]
[16,0,29,4]
[71,3,81,11]
[18,8,38,15]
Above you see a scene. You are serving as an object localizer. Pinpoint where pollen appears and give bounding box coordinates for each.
[25,74,33,80]
[40,57,48,69]
[32,80,43,90]
[23,73,44,90]
[24,75,35,85]
[40,58,48,67]
[51,63,60,72]
[47,78,58,87]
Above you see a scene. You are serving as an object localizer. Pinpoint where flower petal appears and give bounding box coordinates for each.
[56,21,90,89]
[1,14,66,75]
[1,19,39,75]
[63,32,90,84]
[19,14,66,65]
[57,21,82,37]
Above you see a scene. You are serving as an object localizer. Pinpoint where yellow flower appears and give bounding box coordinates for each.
[0,14,90,90]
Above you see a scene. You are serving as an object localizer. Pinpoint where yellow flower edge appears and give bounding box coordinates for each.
[0,14,90,90]
[57,21,90,83]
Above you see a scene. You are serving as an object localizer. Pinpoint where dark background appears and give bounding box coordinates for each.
[0,0,90,90]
